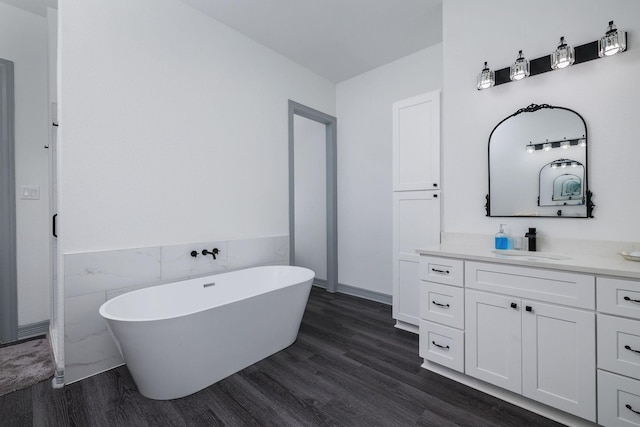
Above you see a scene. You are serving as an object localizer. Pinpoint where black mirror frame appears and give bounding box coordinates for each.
[485,103,594,218]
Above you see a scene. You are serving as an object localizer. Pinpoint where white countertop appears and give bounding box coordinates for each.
[416,243,640,280]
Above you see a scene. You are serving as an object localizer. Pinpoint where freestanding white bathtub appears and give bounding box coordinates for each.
[99,265,314,400]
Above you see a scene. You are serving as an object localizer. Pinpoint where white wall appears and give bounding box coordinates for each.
[0,3,51,325]
[443,0,640,242]
[293,115,327,281]
[336,44,443,296]
[58,0,336,254]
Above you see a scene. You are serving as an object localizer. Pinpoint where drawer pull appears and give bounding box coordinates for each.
[432,301,450,308]
[625,345,640,354]
[431,268,450,274]
[432,341,450,350]
[510,302,518,309]
[525,305,532,312]
[626,404,640,415]
[624,296,640,303]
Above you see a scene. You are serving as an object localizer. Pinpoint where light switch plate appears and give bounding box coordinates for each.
[21,186,40,200]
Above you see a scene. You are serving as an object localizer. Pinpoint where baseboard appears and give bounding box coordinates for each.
[18,320,49,340]
[313,280,392,305]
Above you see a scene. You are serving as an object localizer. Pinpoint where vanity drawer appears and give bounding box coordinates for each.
[598,277,640,320]
[420,282,464,329]
[598,314,640,379]
[419,320,464,372]
[598,370,640,427]
[419,256,464,287]
[465,261,595,309]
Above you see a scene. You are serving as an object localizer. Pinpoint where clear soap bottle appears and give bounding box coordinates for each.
[495,224,509,250]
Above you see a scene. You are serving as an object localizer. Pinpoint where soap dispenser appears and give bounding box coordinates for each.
[495,224,509,250]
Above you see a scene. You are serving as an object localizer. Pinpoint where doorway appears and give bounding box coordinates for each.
[0,58,17,343]
[288,101,337,292]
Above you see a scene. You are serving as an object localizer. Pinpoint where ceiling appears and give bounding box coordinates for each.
[179,0,443,82]
[2,0,443,83]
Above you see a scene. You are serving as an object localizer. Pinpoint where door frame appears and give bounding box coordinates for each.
[0,58,17,343]
[288,100,338,293]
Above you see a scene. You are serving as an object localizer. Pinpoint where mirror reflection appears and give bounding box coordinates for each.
[487,104,592,218]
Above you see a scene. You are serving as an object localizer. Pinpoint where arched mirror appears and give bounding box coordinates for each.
[486,103,593,218]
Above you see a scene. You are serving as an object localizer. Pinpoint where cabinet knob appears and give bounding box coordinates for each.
[510,302,518,309]
[433,183,438,187]
[525,305,532,312]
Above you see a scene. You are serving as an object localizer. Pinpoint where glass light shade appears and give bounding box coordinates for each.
[551,163,558,169]
[560,140,570,149]
[526,145,535,154]
[551,37,575,69]
[579,138,587,147]
[477,62,495,90]
[599,21,627,57]
[510,50,530,81]
[543,143,552,151]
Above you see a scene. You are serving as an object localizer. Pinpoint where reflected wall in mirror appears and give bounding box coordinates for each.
[486,103,593,218]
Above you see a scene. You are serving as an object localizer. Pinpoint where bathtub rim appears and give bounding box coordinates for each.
[99,265,315,323]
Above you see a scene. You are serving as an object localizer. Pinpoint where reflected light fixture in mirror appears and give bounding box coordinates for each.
[477,61,495,90]
[510,50,530,81]
[599,21,627,57]
[551,36,575,69]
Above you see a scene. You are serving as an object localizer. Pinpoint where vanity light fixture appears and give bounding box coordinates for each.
[599,21,627,57]
[551,37,575,69]
[510,50,530,81]
[477,61,495,90]
[524,135,586,153]
[551,159,579,169]
[478,22,628,90]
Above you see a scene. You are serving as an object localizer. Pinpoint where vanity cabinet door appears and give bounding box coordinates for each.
[465,290,522,394]
[521,301,596,422]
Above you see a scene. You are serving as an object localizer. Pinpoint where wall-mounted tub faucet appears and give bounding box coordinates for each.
[202,248,220,260]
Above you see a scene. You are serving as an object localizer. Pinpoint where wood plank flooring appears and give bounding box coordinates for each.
[0,287,564,426]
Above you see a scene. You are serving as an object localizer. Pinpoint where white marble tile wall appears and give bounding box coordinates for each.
[63,235,289,384]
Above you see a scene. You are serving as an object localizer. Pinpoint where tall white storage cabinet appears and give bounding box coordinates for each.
[392,91,441,332]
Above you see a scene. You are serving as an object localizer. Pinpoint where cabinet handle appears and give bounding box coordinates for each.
[432,341,450,350]
[431,268,450,274]
[624,296,640,303]
[432,301,450,308]
[626,404,640,415]
[510,302,518,309]
[525,305,532,312]
[625,345,640,354]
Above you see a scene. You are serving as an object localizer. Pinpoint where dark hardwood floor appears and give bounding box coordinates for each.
[1,287,564,426]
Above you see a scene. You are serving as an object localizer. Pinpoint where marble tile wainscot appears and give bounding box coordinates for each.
[63,236,289,384]
[416,236,640,427]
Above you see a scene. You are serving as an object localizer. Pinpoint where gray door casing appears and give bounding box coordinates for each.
[0,58,17,343]
[288,100,338,293]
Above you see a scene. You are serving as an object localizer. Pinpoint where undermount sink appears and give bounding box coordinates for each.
[491,250,571,260]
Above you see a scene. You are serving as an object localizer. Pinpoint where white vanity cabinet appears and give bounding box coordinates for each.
[596,277,640,427]
[464,262,596,421]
